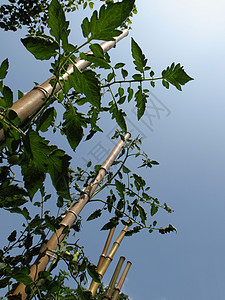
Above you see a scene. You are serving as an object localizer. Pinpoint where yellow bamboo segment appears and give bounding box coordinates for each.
[97,227,116,270]
[104,256,125,299]
[11,132,131,300]
[89,224,129,296]
[0,29,128,143]
[111,261,132,300]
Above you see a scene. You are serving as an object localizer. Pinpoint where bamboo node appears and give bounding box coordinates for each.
[80,190,91,200]
[67,210,78,219]
[33,85,49,98]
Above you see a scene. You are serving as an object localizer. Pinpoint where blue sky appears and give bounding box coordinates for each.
[1,1,225,299]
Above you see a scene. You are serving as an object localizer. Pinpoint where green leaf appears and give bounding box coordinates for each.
[125,226,141,236]
[110,103,127,132]
[87,209,102,221]
[81,17,91,38]
[107,194,116,213]
[122,165,130,173]
[21,36,58,60]
[0,182,28,208]
[69,67,101,109]
[12,268,33,285]
[80,53,111,69]
[0,59,9,79]
[63,103,85,151]
[159,224,177,234]
[135,86,147,120]
[127,87,133,102]
[22,131,71,199]
[114,62,125,69]
[87,264,101,283]
[7,207,30,220]
[8,230,17,242]
[151,202,158,216]
[115,179,125,194]
[131,38,147,73]
[36,107,56,132]
[137,204,147,225]
[48,0,69,45]
[90,43,104,58]
[162,63,194,91]
[89,0,135,41]
[101,217,119,230]
[2,85,13,107]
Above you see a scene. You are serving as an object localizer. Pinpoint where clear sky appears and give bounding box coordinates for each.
[1,1,225,300]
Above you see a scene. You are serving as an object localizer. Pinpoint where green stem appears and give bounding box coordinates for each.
[102,77,163,88]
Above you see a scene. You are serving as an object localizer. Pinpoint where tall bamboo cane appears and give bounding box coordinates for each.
[104,256,125,299]
[111,261,132,300]
[97,227,116,270]
[89,223,129,296]
[0,29,128,142]
[11,132,131,300]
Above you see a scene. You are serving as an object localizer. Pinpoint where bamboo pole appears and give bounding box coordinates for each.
[97,227,116,270]
[104,256,125,299]
[11,132,131,300]
[0,29,129,142]
[89,223,129,296]
[111,261,132,300]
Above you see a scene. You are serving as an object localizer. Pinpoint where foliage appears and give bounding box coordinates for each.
[0,0,192,298]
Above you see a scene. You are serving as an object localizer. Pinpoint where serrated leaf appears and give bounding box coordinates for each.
[0,182,28,208]
[137,204,147,225]
[151,202,158,216]
[2,85,13,107]
[107,194,116,213]
[21,36,58,60]
[159,224,177,234]
[36,107,56,132]
[8,230,17,242]
[87,264,101,283]
[125,226,141,236]
[114,62,125,69]
[127,87,133,102]
[131,38,147,73]
[135,86,147,120]
[80,53,111,69]
[81,17,91,38]
[90,43,104,58]
[87,209,102,221]
[69,66,101,109]
[101,217,119,230]
[7,207,30,220]
[22,131,71,199]
[115,179,125,194]
[162,63,193,91]
[12,268,33,285]
[89,0,135,41]
[48,0,69,45]
[0,59,9,79]
[110,103,127,131]
[63,103,85,151]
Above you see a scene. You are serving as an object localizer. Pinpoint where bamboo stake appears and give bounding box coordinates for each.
[97,227,116,270]
[89,223,129,296]
[11,132,131,300]
[104,256,125,299]
[111,261,132,300]
[0,29,128,142]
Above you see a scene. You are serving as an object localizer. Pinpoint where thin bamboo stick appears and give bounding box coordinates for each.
[89,223,129,296]
[0,29,128,142]
[97,227,116,270]
[104,256,125,299]
[11,132,131,300]
[111,261,132,300]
